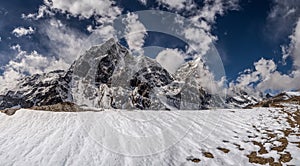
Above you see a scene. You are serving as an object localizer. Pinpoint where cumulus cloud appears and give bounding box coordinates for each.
[0,69,23,93]
[233,58,275,89]
[171,0,239,60]
[199,0,239,23]
[229,1,300,93]
[41,19,89,65]
[268,0,300,20]
[40,18,118,69]
[92,25,117,42]
[12,27,35,37]
[21,0,122,26]
[8,44,69,75]
[233,58,300,92]
[19,0,123,63]
[3,18,92,89]
[234,16,300,92]
[7,50,51,75]
[138,0,147,5]
[231,13,300,93]
[22,5,54,20]
[43,0,121,21]
[122,13,147,55]
[157,0,189,10]
[0,45,69,93]
[156,48,186,74]
[183,26,216,56]
[282,18,300,68]
[267,0,300,40]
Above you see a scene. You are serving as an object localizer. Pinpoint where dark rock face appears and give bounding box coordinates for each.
[0,70,71,110]
[95,54,117,86]
[199,88,212,109]
[167,93,181,109]
[131,66,174,88]
[130,66,174,109]
[94,43,126,87]
[0,38,233,111]
[225,90,261,108]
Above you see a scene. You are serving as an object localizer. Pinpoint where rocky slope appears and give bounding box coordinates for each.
[0,38,250,111]
[0,70,72,111]
[249,91,300,108]
[226,88,262,108]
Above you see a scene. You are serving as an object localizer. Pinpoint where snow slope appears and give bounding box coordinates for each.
[0,108,299,166]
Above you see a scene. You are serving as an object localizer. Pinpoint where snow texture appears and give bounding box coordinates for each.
[0,107,299,165]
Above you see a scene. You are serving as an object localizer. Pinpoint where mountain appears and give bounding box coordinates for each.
[249,91,300,108]
[225,88,262,108]
[0,38,250,112]
[0,70,72,111]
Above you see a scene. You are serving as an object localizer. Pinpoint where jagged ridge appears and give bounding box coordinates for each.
[0,38,246,111]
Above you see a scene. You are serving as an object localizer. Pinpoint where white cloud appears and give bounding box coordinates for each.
[0,45,69,93]
[158,0,239,17]
[7,51,50,75]
[232,14,300,93]
[87,25,93,32]
[138,0,147,5]
[41,19,88,65]
[156,48,186,74]
[3,19,94,89]
[157,0,188,10]
[200,0,224,23]
[173,0,239,57]
[19,0,122,62]
[183,26,216,56]
[12,27,35,37]
[122,13,147,55]
[267,0,300,40]
[268,0,300,19]
[196,0,240,23]
[41,19,117,69]
[283,18,300,68]
[43,0,121,20]
[233,57,300,92]
[236,58,276,87]
[7,44,68,75]
[0,69,23,93]
[22,5,54,20]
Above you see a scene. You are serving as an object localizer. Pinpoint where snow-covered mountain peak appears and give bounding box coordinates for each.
[0,39,254,111]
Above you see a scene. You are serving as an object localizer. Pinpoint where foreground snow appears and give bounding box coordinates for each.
[0,108,299,166]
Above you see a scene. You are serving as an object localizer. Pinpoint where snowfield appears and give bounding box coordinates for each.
[0,108,299,166]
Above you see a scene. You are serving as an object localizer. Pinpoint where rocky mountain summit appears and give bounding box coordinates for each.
[0,70,72,111]
[0,38,255,112]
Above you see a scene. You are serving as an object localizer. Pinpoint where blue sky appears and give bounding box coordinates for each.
[0,0,300,92]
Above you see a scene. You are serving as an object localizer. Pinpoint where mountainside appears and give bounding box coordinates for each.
[249,91,300,108]
[0,38,254,112]
[226,88,262,108]
[0,70,72,111]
